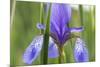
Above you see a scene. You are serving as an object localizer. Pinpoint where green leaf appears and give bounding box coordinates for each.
[41,4,51,64]
[79,5,84,37]
[11,0,16,28]
[40,3,44,34]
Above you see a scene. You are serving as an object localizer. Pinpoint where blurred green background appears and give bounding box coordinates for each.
[10,1,95,66]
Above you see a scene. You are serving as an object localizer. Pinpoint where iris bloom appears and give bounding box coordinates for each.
[50,4,83,45]
[74,38,89,62]
[23,3,84,64]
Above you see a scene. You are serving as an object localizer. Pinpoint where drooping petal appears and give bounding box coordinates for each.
[23,35,59,64]
[36,23,46,30]
[74,38,89,62]
[50,4,71,45]
[23,35,43,64]
[48,37,59,58]
[70,27,84,33]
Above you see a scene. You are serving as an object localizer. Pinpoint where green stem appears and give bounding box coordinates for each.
[79,5,84,26]
[79,5,84,37]
[11,0,16,27]
[90,6,95,28]
[41,4,51,64]
[58,46,65,63]
[69,39,75,62]
[40,3,44,34]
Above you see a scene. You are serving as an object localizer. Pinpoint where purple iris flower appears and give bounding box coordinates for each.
[74,38,89,62]
[23,3,84,64]
[50,3,83,45]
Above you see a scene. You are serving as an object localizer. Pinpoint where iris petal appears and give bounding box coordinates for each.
[74,38,89,62]
[50,4,71,45]
[70,27,84,33]
[23,35,59,64]
[36,23,46,30]
[50,4,71,34]
[48,37,59,58]
[23,35,43,64]
[50,4,71,25]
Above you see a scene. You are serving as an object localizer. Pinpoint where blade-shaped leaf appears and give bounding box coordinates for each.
[41,3,51,64]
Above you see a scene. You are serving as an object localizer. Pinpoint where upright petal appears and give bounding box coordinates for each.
[74,38,89,62]
[50,4,71,45]
[23,35,43,64]
[51,3,71,25]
